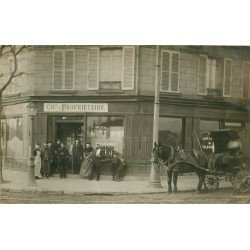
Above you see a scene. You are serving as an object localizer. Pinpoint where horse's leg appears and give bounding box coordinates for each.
[196,171,205,193]
[173,171,178,194]
[167,170,172,194]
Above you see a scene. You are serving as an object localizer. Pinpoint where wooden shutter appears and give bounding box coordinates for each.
[87,48,99,90]
[53,50,63,90]
[161,51,170,91]
[223,58,232,97]
[122,46,135,90]
[242,63,250,99]
[198,55,207,95]
[171,52,180,92]
[65,50,74,90]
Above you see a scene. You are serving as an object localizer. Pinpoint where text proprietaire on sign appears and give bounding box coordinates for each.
[44,103,108,113]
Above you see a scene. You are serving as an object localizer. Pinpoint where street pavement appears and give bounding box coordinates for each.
[1,169,234,195]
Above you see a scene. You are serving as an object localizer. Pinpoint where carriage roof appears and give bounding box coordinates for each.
[200,129,241,154]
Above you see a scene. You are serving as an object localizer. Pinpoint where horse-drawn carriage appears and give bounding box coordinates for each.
[153,129,250,194]
[200,129,249,193]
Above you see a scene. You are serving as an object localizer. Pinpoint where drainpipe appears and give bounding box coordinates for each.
[135,46,139,96]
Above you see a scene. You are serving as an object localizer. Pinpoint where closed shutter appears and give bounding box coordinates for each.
[122,46,135,90]
[53,50,63,90]
[242,63,250,99]
[161,51,170,91]
[223,59,232,97]
[65,50,74,90]
[87,48,99,90]
[198,55,207,95]
[171,52,180,92]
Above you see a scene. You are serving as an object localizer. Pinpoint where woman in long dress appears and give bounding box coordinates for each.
[80,142,94,179]
[34,143,42,179]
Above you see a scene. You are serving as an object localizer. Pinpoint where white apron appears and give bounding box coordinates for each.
[34,150,42,178]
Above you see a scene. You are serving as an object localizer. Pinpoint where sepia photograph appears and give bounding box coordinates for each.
[1,2,249,250]
[0,44,249,204]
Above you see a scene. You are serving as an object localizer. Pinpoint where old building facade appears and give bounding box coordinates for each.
[1,45,250,175]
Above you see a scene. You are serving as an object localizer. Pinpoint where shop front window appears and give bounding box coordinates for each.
[87,116,124,156]
[200,120,220,134]
[5,117,24,158]
[159,117,183,147]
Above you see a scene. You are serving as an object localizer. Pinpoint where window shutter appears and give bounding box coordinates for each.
[122,46,135,90]
[53,50,63,90]
[198,55,207,94]
[161,51,170,91]
[65,50,74,90]
[87,48,99,90]
[223,59,232,97]
[242,63,250,99]
[171,53,180,92]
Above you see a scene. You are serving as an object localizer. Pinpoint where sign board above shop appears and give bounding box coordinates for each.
[44,103,108,113]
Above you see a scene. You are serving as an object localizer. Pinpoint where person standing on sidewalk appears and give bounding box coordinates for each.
[41,142,52,179]
[111,153,121,181]
[54,139,61,173]
[116,157,127,181]
[48,141,56,177]
[34,143,42,179]
[72,139,83,174]
[58,142,70,179]
[89,145,102,181]
[80,142,94,179]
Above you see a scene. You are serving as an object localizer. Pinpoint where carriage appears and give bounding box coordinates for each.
[199,129,250,193]
[153,129,250,194]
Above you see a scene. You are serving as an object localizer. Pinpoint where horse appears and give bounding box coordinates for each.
[152,142,209,194]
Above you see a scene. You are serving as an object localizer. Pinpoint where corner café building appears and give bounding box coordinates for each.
[2,97,155,175]
[2,93,249,175]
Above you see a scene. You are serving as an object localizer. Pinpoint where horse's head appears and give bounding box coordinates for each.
[152,142,163,163]
[152,142,173,165]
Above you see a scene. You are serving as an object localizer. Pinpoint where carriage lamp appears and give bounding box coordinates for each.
[27,102,38,186]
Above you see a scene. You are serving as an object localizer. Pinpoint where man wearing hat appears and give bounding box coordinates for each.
[41,142,52,178]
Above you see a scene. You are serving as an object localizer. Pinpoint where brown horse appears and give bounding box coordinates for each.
[152,143,209,194]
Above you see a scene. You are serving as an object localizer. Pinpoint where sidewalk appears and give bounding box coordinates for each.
[1,169,232,196]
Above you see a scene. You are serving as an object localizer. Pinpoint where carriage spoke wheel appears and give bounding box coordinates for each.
[204,175,220,191]
[234,171,250,193]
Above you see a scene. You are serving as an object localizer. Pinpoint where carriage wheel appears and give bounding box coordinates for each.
[234,171,250,193]
[228,173,236,187]
[204,175,220,191]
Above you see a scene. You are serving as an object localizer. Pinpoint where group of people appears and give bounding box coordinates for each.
[33,139,127,182]
[34,140,70,179]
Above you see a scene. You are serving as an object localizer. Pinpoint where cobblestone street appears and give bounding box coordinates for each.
[1,188,249,204]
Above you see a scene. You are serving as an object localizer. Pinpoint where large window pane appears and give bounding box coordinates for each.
[159,117,183,147]
[200,120,219,134]
[87,116,124,155]
[6,118,24,158]
[100,49,122,82]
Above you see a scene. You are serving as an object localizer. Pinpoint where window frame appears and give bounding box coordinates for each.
[160,50,180,93]
[242,61,250,99]
[197,54,208,95]
[223,58,233,98]
[53,49,75,91]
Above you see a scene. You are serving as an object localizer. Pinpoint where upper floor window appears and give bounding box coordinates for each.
[242,62,250,99]
[223,58,232,97]
[198,56,218,96]
[100,48,122,86]
[87,46,135,90]
[161,50,180,93]
[53,50,75,90]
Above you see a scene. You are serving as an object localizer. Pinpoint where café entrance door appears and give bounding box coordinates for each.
[56,122,84,150]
